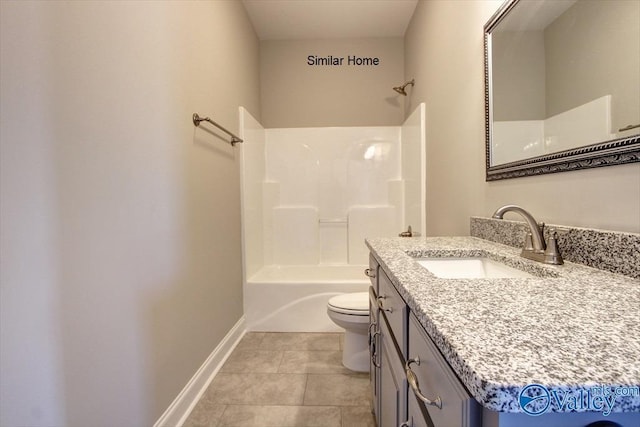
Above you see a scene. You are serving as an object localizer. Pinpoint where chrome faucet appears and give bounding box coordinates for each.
[492,205,563,265]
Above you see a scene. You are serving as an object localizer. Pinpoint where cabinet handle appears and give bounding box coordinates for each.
[370,331,380,368]
[364,268,376,278]
[405,357,443,409]
[400,421,411,427]
[368,322,377,345]
[377,296,393,313]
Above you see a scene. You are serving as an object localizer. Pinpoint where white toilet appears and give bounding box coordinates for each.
[327,292,370,372]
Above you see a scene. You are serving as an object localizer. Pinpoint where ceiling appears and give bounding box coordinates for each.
[242,0,419,40]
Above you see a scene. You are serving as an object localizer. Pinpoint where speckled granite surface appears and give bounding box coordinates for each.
[470,217,640,279]
[365,236,640,414]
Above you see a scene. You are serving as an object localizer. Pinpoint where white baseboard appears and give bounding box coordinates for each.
[154,316,246,427]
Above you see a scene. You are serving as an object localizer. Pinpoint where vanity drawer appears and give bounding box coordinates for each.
[377,267,408,358]
[407,313,480,427]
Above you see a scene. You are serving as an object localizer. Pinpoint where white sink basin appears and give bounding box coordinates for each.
[416,257,534,279]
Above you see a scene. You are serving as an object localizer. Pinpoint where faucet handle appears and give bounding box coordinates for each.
[523,232,534,252]
[544,229,564,265]
[522,222,546,252]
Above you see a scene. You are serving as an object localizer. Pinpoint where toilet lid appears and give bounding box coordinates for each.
[328,292,369,315]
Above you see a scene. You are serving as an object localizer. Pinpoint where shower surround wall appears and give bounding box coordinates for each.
[264,126,402,266]
[239,106,425,331]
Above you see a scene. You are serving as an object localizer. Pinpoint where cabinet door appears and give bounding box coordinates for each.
[407,314,480,427]
[406,389,432,427]
[379,314,407,427]
[369,286,380,425]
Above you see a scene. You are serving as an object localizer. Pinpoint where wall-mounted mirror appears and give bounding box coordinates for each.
[484,0,640,180]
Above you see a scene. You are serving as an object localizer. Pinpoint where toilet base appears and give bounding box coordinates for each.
[342,329,370,372]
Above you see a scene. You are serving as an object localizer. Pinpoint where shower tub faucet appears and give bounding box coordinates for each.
[492,205,563,265]
[399,225,413,237]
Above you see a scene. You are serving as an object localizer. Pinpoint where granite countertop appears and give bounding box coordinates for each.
[365,236,640,414]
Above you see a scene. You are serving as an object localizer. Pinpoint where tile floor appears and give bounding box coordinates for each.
[183,332,376,427]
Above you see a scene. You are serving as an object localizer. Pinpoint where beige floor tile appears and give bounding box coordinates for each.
[184,333,374,427]
[182,401,226,427]
[278,350,351,374]
[341,406,376,427]
[221,349,283,373]
[217,405,341,427]
[204,372,307,405]
[234,332,266,350]
[303,373,371,406]
[259,332,341,351]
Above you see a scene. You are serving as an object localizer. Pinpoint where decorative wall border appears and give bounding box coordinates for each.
[485,136,640,181]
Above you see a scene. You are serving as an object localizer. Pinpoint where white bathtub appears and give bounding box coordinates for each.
[244,264,370,332]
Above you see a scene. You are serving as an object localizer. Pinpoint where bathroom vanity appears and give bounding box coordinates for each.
[366,235,640,427]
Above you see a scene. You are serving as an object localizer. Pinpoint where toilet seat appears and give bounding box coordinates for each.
[327,292,369,315]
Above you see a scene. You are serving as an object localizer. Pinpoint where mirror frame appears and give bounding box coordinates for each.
[484,0,640,181]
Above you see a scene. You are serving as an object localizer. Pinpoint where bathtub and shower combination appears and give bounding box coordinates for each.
[239,105,425,333]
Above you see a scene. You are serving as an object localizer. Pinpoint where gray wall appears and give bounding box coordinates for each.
[405,0,640,235]
[0,1,259,425]
[260,38,405,127]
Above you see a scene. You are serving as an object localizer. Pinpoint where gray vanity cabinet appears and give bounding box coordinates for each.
[407,313,481,426]
[368,256,479,427]
[369,262,409,427]
[369,286,380,422]
[367,256,640,427]
[367,254,381,423]
[367,254,482,427]
[379,314,408,427]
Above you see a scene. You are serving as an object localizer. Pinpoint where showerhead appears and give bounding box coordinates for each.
[393,79,415,96]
